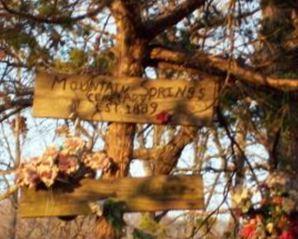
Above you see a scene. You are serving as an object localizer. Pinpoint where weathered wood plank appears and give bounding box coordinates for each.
[32,72,218,126]
[19,175,204,217]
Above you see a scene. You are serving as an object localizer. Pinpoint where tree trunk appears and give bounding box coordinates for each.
[95,1,145,238]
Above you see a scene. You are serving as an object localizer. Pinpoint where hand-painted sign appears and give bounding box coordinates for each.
[19,175,204,217]
[33,72,218,126]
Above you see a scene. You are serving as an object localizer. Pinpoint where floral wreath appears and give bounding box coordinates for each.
[16,126,113,188]
[234,172,298,239]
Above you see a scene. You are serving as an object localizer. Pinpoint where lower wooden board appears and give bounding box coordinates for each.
[19,175,204,218]
[32,72,218,126]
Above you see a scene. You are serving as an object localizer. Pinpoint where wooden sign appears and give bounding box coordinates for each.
[33,72,218,126]
[19,175,204,218]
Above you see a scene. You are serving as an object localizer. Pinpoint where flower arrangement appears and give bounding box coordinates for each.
[16,126,112,188]
[235,172,298,239]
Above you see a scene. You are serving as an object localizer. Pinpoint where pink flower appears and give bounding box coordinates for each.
[43,146,59,159]
[279,231,295,239]
[63,137,85,154]
[25,168,39,187]
[16,163,40,188]
[58,154,78,174]
[39,169,58,187]
[82,152,112,171]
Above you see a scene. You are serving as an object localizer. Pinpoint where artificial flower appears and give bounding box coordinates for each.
[63,137,85,154]
[279,231,294,239]
[155,111,172,124]
[58,153,78,174]
[240,221,256,239]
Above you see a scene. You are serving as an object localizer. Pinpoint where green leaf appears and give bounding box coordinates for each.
[103,199,126,233]
[38,4,56,16]
[69,48,88,67]
[133,229,155,239]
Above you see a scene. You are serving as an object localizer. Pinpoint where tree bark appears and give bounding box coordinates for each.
[95,1,145,238]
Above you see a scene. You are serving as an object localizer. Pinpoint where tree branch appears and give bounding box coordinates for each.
[0,98,32,114]
[149,47,298,92]
[0,0,110,24]
[143,0,206,38]
[134,126,198,175]
[0,185,18,201]
[0,168,16,176]
[190,8,260,33]
[217,107,260,187]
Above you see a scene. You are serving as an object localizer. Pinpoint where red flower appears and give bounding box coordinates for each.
[155,111,172,124]
[289,218,298,237]
[279,231,295,239]
[240,223,256,239]
[272,196,283,205]
[0,50,5,60]
[279,217,298,239]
